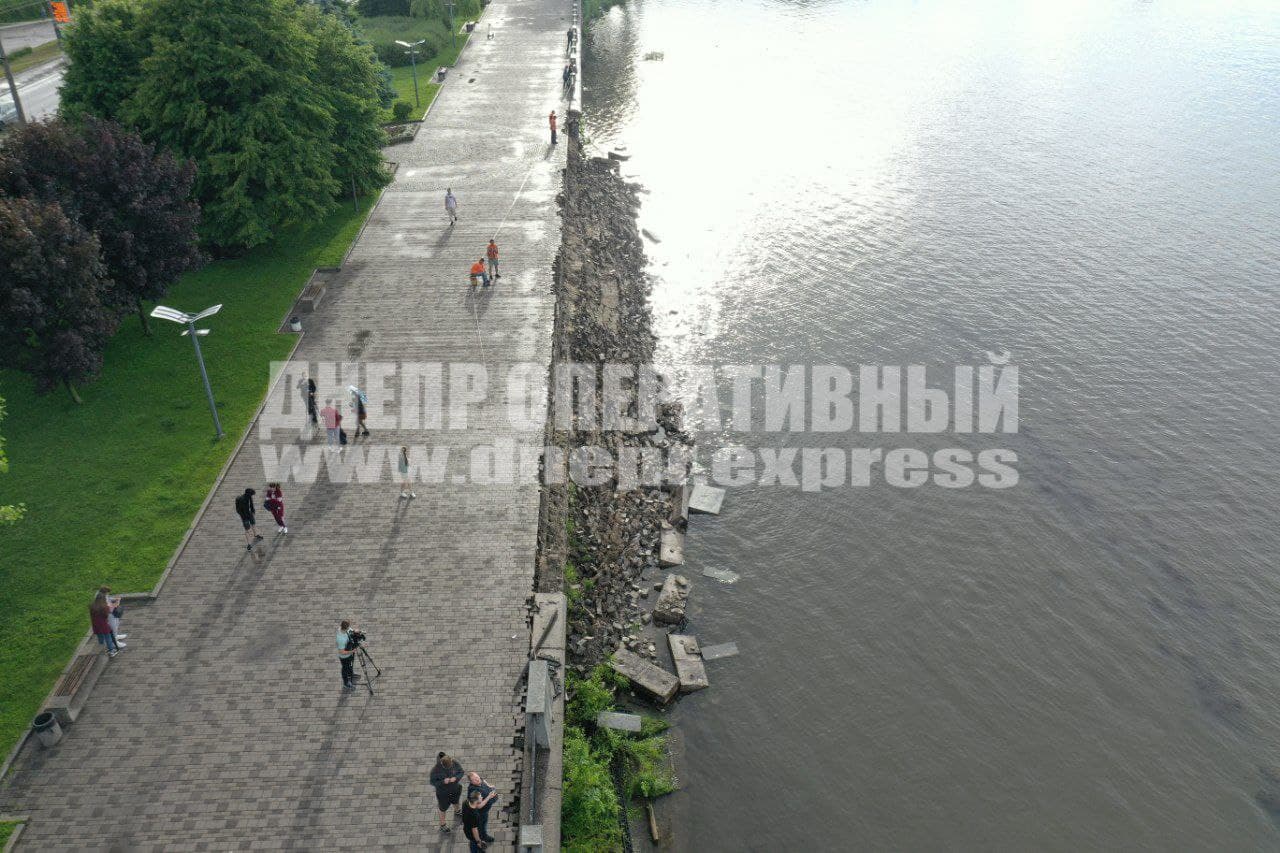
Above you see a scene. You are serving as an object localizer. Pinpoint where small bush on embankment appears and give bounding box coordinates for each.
[561,664,677,851]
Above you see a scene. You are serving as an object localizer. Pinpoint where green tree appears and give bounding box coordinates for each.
[0,396,23,524]
[300,4,390,197]
[62,0,389,250]
[59,0,150,122]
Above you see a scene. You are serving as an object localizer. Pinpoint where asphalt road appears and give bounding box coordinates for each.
[0,19,59,52]
[15,62,62,120]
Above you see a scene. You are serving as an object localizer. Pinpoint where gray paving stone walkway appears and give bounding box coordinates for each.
[0,0,575,847]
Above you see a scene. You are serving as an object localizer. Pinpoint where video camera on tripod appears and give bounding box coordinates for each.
[343,625,381,694]
[344,628,367,651]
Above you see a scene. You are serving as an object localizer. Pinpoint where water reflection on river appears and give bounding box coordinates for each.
[584,0,1280,849]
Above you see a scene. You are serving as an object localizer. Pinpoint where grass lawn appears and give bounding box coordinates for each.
[0,194,377,760]
[7,39,61,76]
[383,64,441,122]
[0,820,18,846]
[358,14,468,122]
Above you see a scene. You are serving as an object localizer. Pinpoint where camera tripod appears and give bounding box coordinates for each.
[353,642,382,695]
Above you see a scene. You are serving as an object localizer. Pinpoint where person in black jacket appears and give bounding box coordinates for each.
[235,488,263,551]
[461,790,486,852]
[430,753,465,832]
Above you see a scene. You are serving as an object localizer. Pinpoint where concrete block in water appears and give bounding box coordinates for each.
[668,634,709,693]
[688,483,725,515]
[653,574,689,625]
[610,649,679,703]
[659,528,684,566]
[700,641,739,661]
[597,711,643,732]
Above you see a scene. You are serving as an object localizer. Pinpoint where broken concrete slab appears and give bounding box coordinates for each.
[668,634,709,693]
[597,711,643,732]
[700,642,739,661]
[653,574,689,625]
[610,649,679,703]
[659,528,684,567]
[670,482,691,524]
[701,566,739,584]
[688,483,725,515]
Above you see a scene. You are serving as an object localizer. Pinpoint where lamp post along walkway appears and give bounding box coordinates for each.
[151,303,224,440]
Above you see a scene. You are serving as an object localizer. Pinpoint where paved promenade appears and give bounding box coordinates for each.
[0,0,570,848]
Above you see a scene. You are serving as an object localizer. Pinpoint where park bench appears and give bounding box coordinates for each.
[43,642,108,727]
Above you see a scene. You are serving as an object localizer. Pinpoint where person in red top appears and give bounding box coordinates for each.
[486,239,500,281]
[549,110,557,145]
[90,596,120,657]
[264,482,287,534]
[470,258,489,289]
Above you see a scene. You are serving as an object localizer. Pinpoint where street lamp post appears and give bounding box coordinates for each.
[447,3,456,49]
[151,304,224,440]
[395,39,424,108]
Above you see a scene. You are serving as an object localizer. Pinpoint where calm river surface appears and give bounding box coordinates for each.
[584,1,1280,849]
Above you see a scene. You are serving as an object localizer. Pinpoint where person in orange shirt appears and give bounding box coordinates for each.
[470,258,489,289]
[486,239,500,281]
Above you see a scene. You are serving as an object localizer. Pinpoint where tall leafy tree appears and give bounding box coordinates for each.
[61,0,389,250]
[122,0,339,248]
[59,0,150,122]
[0,117,204,334]
[302,4,389,196]
[0,198,116,402]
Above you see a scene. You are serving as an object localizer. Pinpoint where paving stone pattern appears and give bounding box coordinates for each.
[0,0,575,847]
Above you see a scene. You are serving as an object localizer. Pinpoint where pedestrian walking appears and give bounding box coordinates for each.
[264,482,287,534]
[445,188,458,225]
[549,110,558,145]
[470,257,489,289]
[563,63,571,90]
[486,239,501,280]
[235,488,263,551]
[89,595,120,658]
[320,399,340,449]
[430,753,465,832]
[336,619,358,690]
[298,374,318,426]
[397,446,417,499]
[99,586,127,645]
[349,386,371,437]
[466,771,498,843]
[461,790,486,852]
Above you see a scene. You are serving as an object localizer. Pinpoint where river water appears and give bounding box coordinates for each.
[583,1,1280,849]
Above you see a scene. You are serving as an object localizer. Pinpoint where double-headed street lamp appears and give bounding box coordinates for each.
[151,303,224,440]
[396,39,425,107]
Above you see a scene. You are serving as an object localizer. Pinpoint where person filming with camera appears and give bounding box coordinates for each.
[336,620,362,690]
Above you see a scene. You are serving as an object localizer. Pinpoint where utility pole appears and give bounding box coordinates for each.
[42,1,63,44]
[0,37,26,126]
[447,2,457,49]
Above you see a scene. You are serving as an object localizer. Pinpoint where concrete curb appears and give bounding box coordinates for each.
[0,816,28,853]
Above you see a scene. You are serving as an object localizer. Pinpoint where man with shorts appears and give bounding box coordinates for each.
[486,239,500,281]
[234,488,262,551]
[470,257,489,288]
[430,753,465,832]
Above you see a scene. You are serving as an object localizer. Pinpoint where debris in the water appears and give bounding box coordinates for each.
[701,567,739,584]
[643,51,665,61]
[668,634,709,692]
[688,483,725,515]
[700,642,739,661]
[659,529,684,566]
[641,228,661,243]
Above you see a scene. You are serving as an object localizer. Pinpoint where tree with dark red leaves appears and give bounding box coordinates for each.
[0,117,203,335]
[0,198,117,402]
